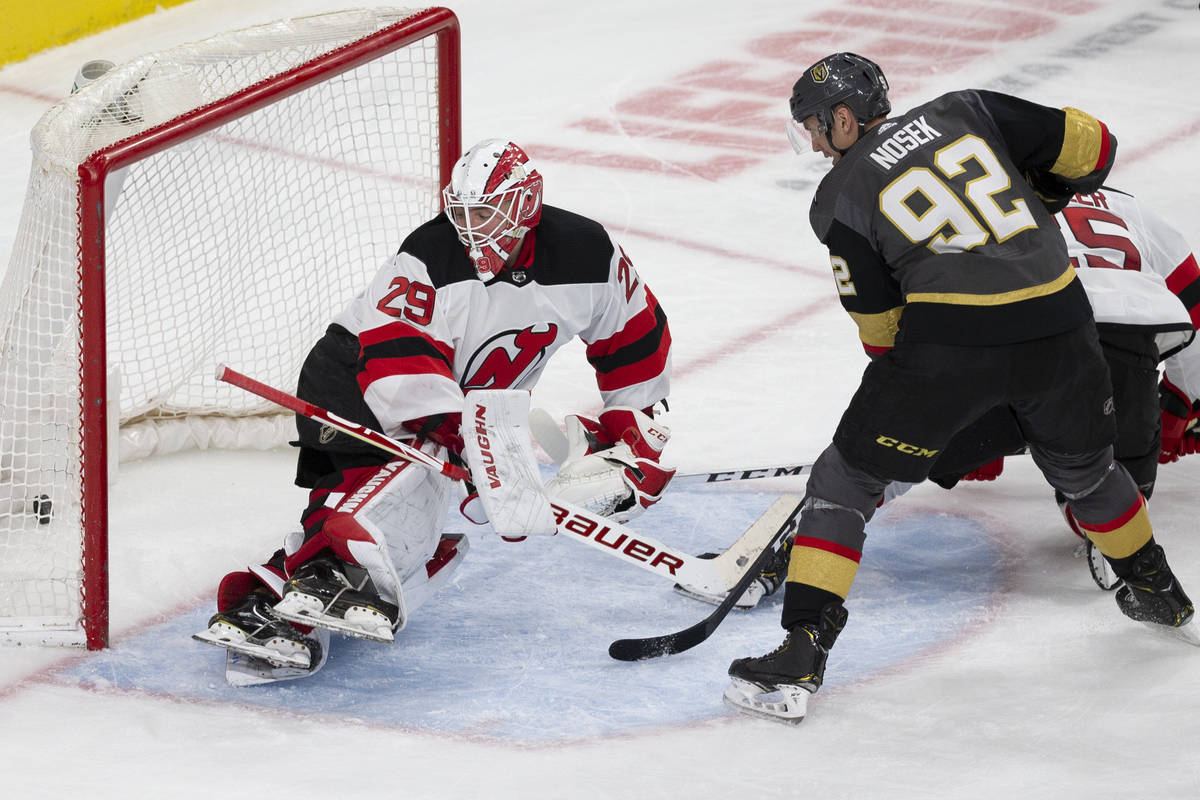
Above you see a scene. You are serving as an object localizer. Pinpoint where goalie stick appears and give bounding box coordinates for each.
[217,373,770,593]
[608,498,803,662]
[216,364,471,481]
[528,407,813,486]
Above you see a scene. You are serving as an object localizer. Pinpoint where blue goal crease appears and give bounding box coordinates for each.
[55,489,1002,744]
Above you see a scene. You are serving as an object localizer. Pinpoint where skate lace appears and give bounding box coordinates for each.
[324,565,374,612]
[242,598,287,639]
[767,632,794,657]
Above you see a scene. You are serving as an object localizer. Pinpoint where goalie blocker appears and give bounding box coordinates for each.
[462,390,792,598]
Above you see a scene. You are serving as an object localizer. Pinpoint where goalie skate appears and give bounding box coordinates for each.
[223,627,331,686]
[272,558,399,643]
[192,593,315,669]
[224,651,315,687]
[722,677,812,724]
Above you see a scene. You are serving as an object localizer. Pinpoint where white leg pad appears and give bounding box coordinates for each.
[402,533,469,614]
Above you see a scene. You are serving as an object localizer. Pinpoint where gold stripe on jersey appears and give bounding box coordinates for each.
[1051,108,1105,179]
[906,265,1076,306]
[787,546,859,600]
[848,306,904,350]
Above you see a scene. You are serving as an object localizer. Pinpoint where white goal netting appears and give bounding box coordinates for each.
[0,7,457,646]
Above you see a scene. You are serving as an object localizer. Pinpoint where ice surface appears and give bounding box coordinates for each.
[1,1,1199,798]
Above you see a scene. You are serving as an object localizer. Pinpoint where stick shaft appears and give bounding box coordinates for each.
[216,364,470,482]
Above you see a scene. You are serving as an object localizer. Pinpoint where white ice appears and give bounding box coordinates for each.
[1,1,1199,798]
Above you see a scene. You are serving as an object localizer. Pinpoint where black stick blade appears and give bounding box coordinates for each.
[607,502,802,662]
[608,618,712,661]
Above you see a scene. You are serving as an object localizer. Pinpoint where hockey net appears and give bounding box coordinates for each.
[0,7,460,648]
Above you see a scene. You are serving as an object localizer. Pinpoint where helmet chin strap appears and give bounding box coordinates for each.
[831,122,870,157]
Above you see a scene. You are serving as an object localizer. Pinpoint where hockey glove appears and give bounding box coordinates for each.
[544,406,676,524]
[403,412,465,456]
[1158,378,1193,464]
[1025,169,1076,214]
[961,457,1004,481]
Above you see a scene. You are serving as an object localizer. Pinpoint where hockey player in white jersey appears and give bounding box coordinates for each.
[193,139,675,684]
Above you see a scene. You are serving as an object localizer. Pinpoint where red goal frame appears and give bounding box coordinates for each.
[73,8,461,649]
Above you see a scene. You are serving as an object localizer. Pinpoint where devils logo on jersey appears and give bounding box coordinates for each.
[462,323,559,390]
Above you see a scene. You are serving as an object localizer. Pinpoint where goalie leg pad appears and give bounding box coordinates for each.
[400,533,469,614]
[285,446,453,632]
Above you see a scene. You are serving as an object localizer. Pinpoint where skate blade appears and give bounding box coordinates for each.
[1077,540,1120,591]
[1138,619,1200,647]
[272,595,394,643]
[224,651,315,687]
[722,677,810,724]
[192,628,312,669]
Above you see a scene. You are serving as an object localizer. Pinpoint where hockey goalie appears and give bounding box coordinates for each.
[193,139,676,684]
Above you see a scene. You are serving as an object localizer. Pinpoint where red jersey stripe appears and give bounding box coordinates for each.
[792,535,863,564]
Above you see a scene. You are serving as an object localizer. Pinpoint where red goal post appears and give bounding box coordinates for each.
[0,7,461,649]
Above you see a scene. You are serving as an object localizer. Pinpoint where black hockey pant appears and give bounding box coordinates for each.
[781,323,1151,630]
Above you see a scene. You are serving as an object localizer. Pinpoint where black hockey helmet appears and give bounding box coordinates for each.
[789,53,890,134]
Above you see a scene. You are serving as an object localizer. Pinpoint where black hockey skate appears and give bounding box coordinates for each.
[724,602,847,723]
[272,557,400,643]
[1114,544,1196,641]
[192,591,318,669]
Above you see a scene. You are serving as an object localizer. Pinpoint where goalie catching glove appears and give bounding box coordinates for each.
[544,407,675,524]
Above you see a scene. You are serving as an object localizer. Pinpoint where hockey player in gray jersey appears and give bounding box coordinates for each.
[725,53,1196,724]
[192,139,675,685]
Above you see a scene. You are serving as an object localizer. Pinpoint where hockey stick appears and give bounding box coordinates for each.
[216,372,767,592]
[216,364,471,482]
[608,498,803,662]
[674,463,813,486]
[529,407,813,486]
[465,390,782,593]
[548,493,801,594]
[548,499,731,593]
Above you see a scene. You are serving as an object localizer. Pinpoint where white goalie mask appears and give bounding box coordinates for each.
[442,139,544,279]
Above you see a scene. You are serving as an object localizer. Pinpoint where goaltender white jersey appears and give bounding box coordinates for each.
[330,205,672,439]
[1055,188,1200,401]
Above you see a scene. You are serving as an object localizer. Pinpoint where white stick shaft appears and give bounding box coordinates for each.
[550,500,725,591]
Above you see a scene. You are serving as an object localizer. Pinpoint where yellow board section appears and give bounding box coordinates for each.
[0,0,195,67]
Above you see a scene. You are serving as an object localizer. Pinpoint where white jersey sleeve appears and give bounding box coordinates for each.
[332,251,465,439]
[579,238,672,410]
[1056,189,1200,401]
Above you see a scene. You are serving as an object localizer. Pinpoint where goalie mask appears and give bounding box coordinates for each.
[786,52,890,154]
[443,139,544,279]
